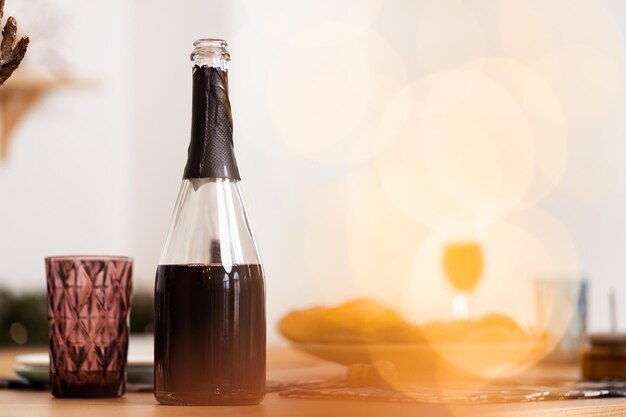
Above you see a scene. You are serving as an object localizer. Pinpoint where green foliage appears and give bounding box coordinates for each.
[0,288,154,346]
[130,291,154,334]
[0,289,48,345]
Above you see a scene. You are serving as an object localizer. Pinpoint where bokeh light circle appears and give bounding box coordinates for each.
[345,172,428,307]
[418,70,535,207]
[465,58,568,203]
[403,207,579,378]
[376,69,538,226]
[267,28,409,165]
[375,73,470,227]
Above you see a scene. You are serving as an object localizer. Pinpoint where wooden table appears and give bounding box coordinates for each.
[0,346,625,417]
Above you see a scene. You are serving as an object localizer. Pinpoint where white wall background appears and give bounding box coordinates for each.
[1,0,626,342]
[0,1,133,288]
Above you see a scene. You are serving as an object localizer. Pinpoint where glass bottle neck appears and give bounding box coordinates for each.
[191,38,230,70]
[183,38,240,181]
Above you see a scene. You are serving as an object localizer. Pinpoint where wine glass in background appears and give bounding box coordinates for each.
[443,242,484,321]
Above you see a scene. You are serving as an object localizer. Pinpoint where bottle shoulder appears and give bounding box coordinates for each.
[158,179,262,266]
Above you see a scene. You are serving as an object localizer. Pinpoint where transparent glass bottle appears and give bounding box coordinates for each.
[154,39,266,406]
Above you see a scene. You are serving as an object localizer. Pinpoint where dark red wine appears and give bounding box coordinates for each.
[154,264,266,405]
[51,373,124,398]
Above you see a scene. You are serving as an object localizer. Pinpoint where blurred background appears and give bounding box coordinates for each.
[0,0,625,344]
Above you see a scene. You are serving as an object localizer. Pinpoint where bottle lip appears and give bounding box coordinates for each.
[191,38,230,68]
[193,38,228,48]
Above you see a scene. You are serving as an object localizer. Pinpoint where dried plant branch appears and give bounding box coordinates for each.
[0,0,28,86]
[0,36,27,85]
[1,16,16,58]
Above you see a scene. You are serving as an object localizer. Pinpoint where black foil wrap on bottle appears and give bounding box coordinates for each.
[183,65,240,180]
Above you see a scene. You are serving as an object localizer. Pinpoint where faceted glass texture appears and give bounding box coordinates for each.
[45,256,133,398]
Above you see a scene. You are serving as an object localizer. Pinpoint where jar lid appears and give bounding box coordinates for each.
[588,332,626,346]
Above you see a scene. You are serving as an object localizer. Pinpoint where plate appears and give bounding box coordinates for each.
[15,352,153,367]
[14,354,154,384]
[294,340,549,381]
[14,336,155,385]
[14,363,154,384]
[13,364,49,384]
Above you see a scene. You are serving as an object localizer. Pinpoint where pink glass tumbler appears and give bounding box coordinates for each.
[45,256,133,398]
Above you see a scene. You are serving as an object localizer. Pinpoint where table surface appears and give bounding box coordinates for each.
[1,346,626,417]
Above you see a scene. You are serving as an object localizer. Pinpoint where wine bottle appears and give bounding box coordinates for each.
[154,39,266,406]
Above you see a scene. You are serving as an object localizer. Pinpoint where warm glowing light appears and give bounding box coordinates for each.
[414,0,486,71]
[465,58,568,203]
[404,209,579,377]
[344,172,428,307]
[418,70,535,206]
[443,242,484,294]
[451,293,469,321]
[376,69,536,222]
[267,29,409,165]
[406,207,579,328]
[236,0,606,363]
[375,74,467,227]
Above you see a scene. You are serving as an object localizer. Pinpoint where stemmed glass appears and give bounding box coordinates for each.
[443,242,484,321]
